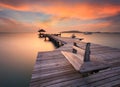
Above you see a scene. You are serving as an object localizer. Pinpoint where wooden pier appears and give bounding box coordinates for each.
[30,35,120,87]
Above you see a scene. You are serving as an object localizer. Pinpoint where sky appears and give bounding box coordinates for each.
[0,0,120,33]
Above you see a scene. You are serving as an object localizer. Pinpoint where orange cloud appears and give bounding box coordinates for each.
[0,1,120,33]
[0,3,29,11]
[0,2,120,20]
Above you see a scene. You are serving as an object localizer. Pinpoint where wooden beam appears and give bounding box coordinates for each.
[84,43,91,62]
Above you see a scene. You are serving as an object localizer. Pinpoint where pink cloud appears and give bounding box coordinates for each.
[0,17,35,32]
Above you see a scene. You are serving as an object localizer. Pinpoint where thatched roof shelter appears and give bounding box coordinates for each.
[38,29,46,32]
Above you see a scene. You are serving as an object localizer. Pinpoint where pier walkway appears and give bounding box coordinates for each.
[30,36,120,87]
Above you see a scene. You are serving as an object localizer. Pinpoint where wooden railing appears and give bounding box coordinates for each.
[45,35,66,47]
[84,43,91,62]
[73,42,91,62]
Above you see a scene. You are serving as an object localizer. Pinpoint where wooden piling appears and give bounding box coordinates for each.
[84,43,91,62]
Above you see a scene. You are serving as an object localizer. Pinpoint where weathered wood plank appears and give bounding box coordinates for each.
[30,36,120,87]
[62,51,84,71]
[47,67,120,87]
[31,72,82,87]
[34,61,71,70]
[62,51,109,73]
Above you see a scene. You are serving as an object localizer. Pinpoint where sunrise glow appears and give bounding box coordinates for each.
[0,0,120,33]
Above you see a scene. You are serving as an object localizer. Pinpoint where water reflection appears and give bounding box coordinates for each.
[0,32,119,87]
[0,33,55,87]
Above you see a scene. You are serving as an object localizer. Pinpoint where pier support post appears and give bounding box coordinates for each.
[44,36,47,41]
[39,33,42,38]
[84,43,91,62]
[44,34,47,41]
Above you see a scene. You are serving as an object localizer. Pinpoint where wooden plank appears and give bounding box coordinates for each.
[37,51,62,58]
[30,36,120,87]
[61,51,84,71]
[91,52,120,60]
[46,67,120,87]
[37,55,65,61]
[36,56,67,64]
[31,67,76,80]
[34,61,71,70]
[31,72,82,87]
[31,69,77,83]
[80,61,109,73]
[33,64,73,74]
[62,51,110,73]
[35,60,70,70]
[97,80,120,87]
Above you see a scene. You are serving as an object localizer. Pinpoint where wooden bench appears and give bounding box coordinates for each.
[61,42,110,75]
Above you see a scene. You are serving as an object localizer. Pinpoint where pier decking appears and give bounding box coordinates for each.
[30,36,120,87]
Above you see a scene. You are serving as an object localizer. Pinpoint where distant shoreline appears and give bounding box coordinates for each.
[61,31,120,34]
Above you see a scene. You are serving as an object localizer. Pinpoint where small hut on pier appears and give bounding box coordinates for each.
[38,29,46,38]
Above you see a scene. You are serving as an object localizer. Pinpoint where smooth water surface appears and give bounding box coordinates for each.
[0,33,120,87]
[0,33,55,87]
[62,33,120,49]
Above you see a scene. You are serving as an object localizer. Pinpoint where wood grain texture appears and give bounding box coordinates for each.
[30,36,120,87]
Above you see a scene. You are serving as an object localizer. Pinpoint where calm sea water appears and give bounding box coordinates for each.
[0,33,120,87]
[62,33,120,49]
[0,33,55,87]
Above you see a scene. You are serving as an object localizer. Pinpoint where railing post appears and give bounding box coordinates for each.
[73,42,77,46]
[84,43,91,62]
[73,42,77,53]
